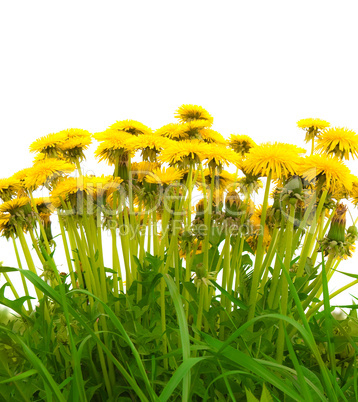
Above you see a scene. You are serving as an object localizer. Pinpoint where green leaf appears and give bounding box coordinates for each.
[241,254,253,267]
[210,280,248,310]
[201,332,301,400]
[0,283,34,317]
[104,267,118,275]
[164,274,191,400]
[0,267,17,273]
[144,252,163,271]
[260,384,273,402]
[243,240,254,254]
[0,325,66,402]
[333,269,358,280]
[0,369,37,384]
[159,357,208,402]
[246,387,260,402]
[209,226,225,246]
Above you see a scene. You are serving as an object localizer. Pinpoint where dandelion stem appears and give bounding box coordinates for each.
[247,170,272,324]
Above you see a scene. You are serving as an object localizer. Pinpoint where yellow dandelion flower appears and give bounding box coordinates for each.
[25,158,76,191]
[174,104,214,125]
[237,171,263,196]
[156,121,212,141]
[228,134,256,156]
[0,213,12,238]
[33,197,55,214]
[0,197,30,214]
[351,181,358,207]
[12,169,29,181]
[246,205,271,251]
[179,239,203,259]
[330,174,356,201]
[144,167,184,185]
[200,169,237,191]
[94,132,136,165]
[93,129,126,142]
[155,123,190,141]
[109,120,152,136]
[0,212,10,224]
[297,118,330,131]
[131,161,162,182]
[159,140,207,167]
[203,144,241,170]
[298,154,352,194]
[29,132,67,156]
[297,118,330,143]
[50,176,96,209]
[58,136,92,162]
[126,134,170,162]
[199,129,226,145]
[59,137,92,151]
[32,153,47,164]
[243,142,303,180]
[315,127,358,160]
[38,212,52,226]
[10,169,31,197]
[88,175,123,200]
[58,128,91,139]
[180,120,211,137]
[0,178,22,201]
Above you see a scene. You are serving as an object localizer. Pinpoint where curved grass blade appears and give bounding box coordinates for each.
[210,280,248,310]
[284,327,314,402]
[70,288,158,402]
[0,369,37,384]
[164,274,191,400]
[159,357,208,402]
[203,370,258,401]
[0,326,65,402]
[11,268,150,402]
[277,254,342,402]
[201,332,301,400]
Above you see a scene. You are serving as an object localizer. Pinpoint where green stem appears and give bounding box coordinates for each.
[75,158,83,177]
[219,236,231,340]
[195,283,206,343]
[11,234,33,312]
[275,202,296,364]
[16,227,43,300]
[58,216,77,289]
[296,190,327,277]
[247,171,272,323]
[29,192,52,255]
[301,253,335,313]
[306,278,358,319]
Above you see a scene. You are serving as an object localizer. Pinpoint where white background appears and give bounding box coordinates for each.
[0,1,357,307]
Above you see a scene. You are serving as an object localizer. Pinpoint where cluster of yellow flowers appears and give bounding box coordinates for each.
[1,106,358,257]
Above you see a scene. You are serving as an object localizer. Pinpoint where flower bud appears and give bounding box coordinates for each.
[327,204,347,243]
[225,191,241,218]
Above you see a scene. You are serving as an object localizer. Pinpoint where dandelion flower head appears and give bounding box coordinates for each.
[298,154,352,195]
[145,167,184,185]
[315,127,358,160]
[243,142,303,179]
[29,132,67,156]
[25,158,75,191]
[228,134,256,156]
[174,104,214,125]
[109,120,152,136]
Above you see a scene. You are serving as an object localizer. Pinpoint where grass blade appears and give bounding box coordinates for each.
[201,332,301,400]
[164,274,191,400]
[0,369,37,384]
[159,357,208,402]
